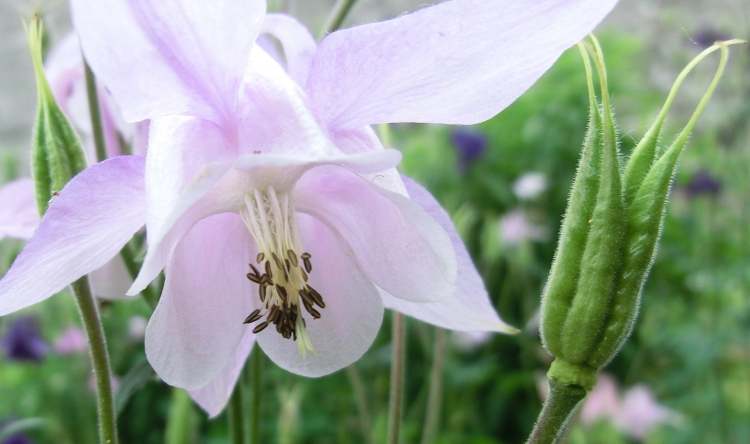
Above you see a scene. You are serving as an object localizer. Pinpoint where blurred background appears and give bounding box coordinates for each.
[0,0,748,443]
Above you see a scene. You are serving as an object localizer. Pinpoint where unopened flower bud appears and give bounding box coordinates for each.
[27,15,87,215]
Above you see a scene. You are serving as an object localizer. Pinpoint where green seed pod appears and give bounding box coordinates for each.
[27,15,87,215]
[539,44,602,360]
[587,42,736,368]
[540,36,741,388]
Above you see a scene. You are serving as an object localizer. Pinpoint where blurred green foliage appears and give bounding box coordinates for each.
[0,32,748,444]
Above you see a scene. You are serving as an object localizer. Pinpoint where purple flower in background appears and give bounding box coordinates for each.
[451,128,487,173]
[2,317,47,362]
[0,0,618,416]
[692,28,731,48]
[2,435,34,444]
[685,169,721,198]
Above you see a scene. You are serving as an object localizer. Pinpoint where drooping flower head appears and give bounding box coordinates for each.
[0,0,618,416]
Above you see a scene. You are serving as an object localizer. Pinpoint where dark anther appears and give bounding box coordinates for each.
[256,252,265,263]
[264,261,273,280]
[302,253,312,273]
[252,321,269,334]
[287,249,298,267]
[307,286,326,308]
[243,309,262,324]
[246,272,263,285]
[258,284,267,302]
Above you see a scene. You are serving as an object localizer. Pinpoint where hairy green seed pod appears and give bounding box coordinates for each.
[27,16,87,215]
[540,44,602,361]
[540,36,740,388]
[587,42,735,368]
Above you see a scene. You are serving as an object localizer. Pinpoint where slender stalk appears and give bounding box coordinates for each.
[83,60,107,163]
[228,383,246,444]
[346,365,373,444]
[71,277,119,444]
[249,350,263,444]
[420,328,446,444]
[526,380,586,444]
[387,313,406,444]
[320,0,358,37]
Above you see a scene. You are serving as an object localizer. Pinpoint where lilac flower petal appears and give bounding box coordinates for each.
[295,167,456,303]
[129,116,235,294]
[145,213,254,390]
[71,0,267,122]
[307,0,618,128]
[256,214,383,377]
[130,114,400,295]
[0,157,145,316]
[379,177,517,333]
[189,332,255,417]
[0,179,39,241]
[260,14,316,84]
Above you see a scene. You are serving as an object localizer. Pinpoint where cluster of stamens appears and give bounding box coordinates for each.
[243,249,325,340]
[239,187,326,353]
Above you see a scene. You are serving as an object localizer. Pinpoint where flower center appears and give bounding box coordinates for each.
[239,187,324,353]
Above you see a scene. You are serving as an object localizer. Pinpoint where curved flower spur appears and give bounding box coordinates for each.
[0,0,617,416]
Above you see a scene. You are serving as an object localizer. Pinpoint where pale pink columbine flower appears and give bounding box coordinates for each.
[513,172,547,200]
[0,0,617,416]
[0,33,146,299]
[53,327,88,355]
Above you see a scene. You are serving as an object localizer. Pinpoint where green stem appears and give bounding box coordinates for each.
[526,379,587,444]
[83,60,108,163]
[228,383,246,444]
[387,313,406,444]
[420,328,446,444]
[320,0,358,37]
[71,277,119,444]
[346,365,373,444]
[249,350,263,443]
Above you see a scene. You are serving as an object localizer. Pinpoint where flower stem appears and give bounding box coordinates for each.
[346,365,373,444]
[249,350,263,443]
[71,276,119,444]
[228,383,246,444]
[420,328,446,444]
[387,313,406,444]
[526,379,587,444]
[83,60,107,163]
[320,0,358,36]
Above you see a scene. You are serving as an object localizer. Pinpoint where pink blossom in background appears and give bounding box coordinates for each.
[616,385,682,440]
[0,0,618,417]
[580,374,621,425]
[537,373,684,441]
[499,209,547,246]
[53,327,88,355]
